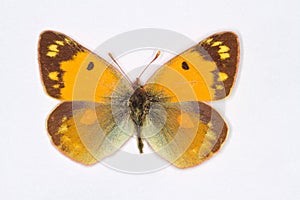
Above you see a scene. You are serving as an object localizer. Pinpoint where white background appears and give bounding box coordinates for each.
[0,0,299,199]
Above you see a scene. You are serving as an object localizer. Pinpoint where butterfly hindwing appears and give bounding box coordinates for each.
[39,31,132,103]
[47,101,135,165]
[142,101,227,168]
[147,32,239,102]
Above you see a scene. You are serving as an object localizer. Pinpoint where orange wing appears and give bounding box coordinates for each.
[38,31,132,103]
[146,32,239,102]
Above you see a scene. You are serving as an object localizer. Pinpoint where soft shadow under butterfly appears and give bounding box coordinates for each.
[38,31,239,168]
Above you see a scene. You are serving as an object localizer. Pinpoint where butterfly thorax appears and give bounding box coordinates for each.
[129,86,150,126]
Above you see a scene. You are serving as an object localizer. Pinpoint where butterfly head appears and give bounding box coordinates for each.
[132,77,143,89]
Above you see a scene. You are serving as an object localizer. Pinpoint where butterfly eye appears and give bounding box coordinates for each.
[181,61,189,70]
[87,62,94,70]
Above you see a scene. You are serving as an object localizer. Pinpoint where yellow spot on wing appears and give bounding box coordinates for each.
[212,41,223,46]
[216,85,224,90]
[48,71,59,81]
[218,72,228,81]
[80,109,97,125]
[58,123,68,133]
[205,130,217,141]
[62,116,68,122]
[207,122,212,127]
[46,51,58,57]
[64,38,71,44]
[48,44,59,52]
[53,84,60,88]
[55,40,64,46]
[218,45,230,53]
[205,38,213,44]
[219,53,230,60]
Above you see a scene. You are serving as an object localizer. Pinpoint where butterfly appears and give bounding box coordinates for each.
[38,30,239,168]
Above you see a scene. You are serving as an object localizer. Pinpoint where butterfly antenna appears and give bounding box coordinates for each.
[109,53,132,83]
[138,50,161,80]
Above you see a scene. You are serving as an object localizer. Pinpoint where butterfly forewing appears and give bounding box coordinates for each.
[38,31,133,103]
[147,32,239,101]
